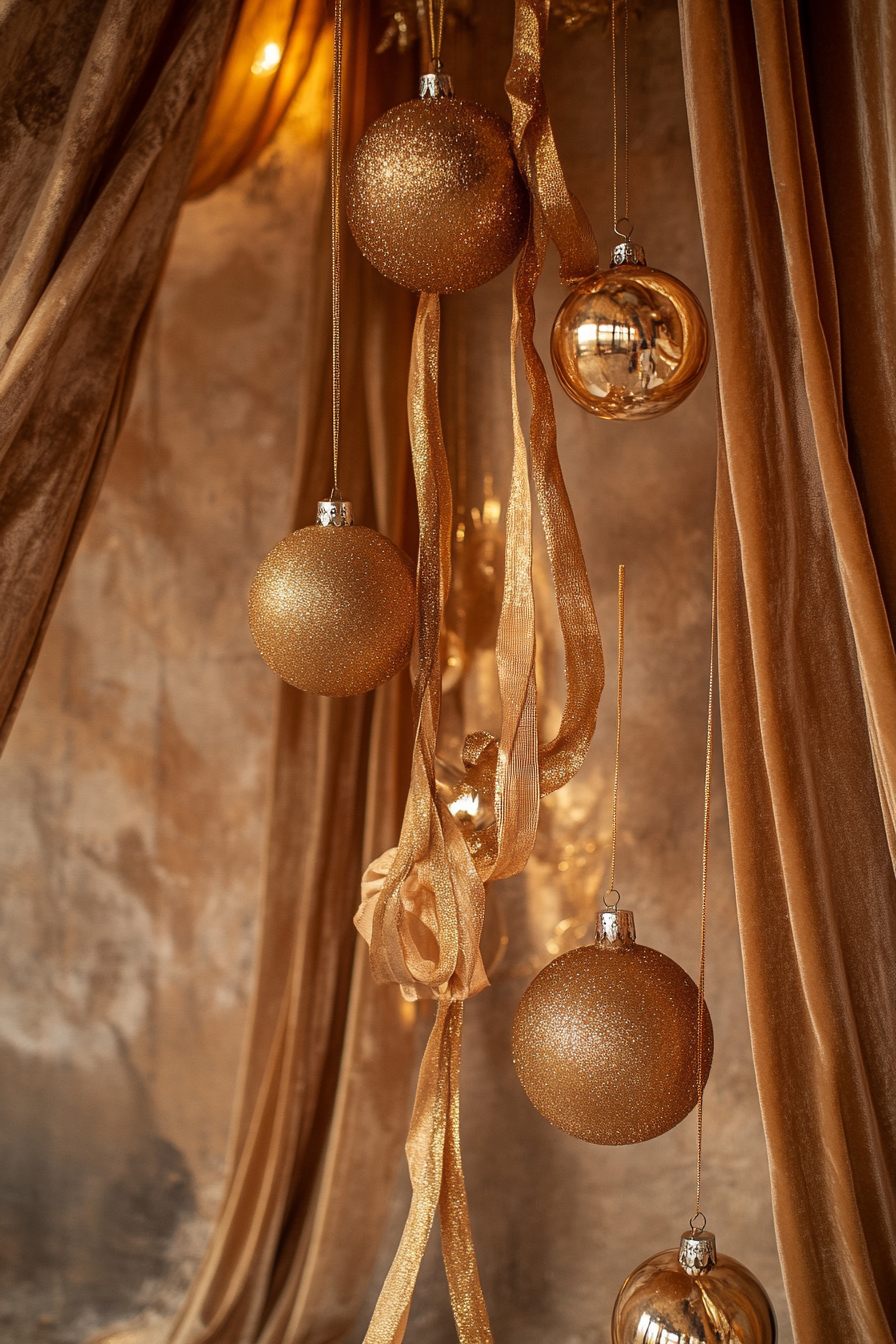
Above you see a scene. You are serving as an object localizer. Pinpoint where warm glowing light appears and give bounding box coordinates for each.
[482,495,501,525]
[251,42,282,75]
[448,792,480,820]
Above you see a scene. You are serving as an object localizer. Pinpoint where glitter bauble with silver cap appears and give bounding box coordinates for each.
[612,1226,777,1342]
[550,235,710,420]
[512,905,713,1144]
[345,67,528,294]
[248,497,416,698]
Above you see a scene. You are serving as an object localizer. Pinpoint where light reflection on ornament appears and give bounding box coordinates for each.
[251,42,282,75]
[551,242,709,420]
[612,1230,777,1344]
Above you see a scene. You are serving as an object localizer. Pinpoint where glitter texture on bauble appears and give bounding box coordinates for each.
[248,501,415,698]
[346,75,528,294]
[512,908,713,1145]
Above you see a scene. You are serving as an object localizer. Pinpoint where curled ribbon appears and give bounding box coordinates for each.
[356,6,604,1342]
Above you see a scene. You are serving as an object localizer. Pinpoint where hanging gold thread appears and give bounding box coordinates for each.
[605,564,624,905]
[693,521,717,1229]
[426,0,445,68]
[611,0,631,237]
[330,0,343,493]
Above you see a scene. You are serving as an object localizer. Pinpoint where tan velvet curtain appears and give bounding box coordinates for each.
[165,8,420,1342]
[678,1,896,1339]
[186,0,327,200]
[0,0,235,753]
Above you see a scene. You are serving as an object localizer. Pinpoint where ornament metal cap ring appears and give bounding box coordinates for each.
[316,495,353,527]
[679,1227,718,1277]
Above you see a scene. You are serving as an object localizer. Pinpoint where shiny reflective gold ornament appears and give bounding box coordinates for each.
[551,241,709,419]
[612,1229,777,1343]
[346,72,528,293]
[512,908,713,1144]
[248,498,415,697]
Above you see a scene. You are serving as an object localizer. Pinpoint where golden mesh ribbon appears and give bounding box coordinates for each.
[356,5,604,1338]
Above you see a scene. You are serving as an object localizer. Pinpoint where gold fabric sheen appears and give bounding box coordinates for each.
[186,0,327,200]
[0,0,234,752]
[678,0,896,1339]
[356,4,605,1338]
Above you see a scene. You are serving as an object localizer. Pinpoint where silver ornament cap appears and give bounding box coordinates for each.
[597,908,636,947]
[679,1229,718,1277]
[419,71,454,99]
[611,240,647,267]
[316,498,353,527]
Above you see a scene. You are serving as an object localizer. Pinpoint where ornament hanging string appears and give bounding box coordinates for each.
[605,564,624,908]
[330,0,343,495]
[693,520,717,1230]
[611,0,631,240]
[426,0,445,69]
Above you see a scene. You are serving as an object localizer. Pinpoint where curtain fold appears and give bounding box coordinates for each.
[186,0,327,200]
[0,0,236,752]
[164,7,420,1341]
[678,1,896,1339]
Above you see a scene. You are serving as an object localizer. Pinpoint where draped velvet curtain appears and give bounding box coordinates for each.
[679,1,896,1340]
[0,0,236,753]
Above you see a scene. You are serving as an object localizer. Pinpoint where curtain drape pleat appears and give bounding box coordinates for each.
[165,8,420,1342]
[186,0,327,200]
[0,0,236,753]
[678,1,896,1340]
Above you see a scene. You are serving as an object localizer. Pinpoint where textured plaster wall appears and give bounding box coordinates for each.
[0,6,791,1344]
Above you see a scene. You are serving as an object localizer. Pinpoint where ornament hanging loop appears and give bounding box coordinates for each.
[603,886,621,911]
[614,215,633,241]
[689,1209,707,1234]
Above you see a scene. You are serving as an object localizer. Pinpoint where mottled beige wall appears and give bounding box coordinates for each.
[0,6,791,1344]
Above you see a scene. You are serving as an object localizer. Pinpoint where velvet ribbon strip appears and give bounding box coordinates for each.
[354,4,604,1341]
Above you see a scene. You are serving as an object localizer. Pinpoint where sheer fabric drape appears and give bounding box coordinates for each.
[678,2,896,1339]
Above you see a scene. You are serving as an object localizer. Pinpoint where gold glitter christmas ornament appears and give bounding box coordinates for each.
[248,499,415,697]
[512,908,713,1144]
[346,72,528,294]
[612,1229,777,1343]
[551,241,710,420]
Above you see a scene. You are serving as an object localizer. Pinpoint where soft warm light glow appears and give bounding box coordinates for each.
[448,792,480,820]
[251,42,282,75]
[482,495,501,525]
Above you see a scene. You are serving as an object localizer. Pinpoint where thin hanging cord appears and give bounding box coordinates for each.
[427,0,445,68]
[330,0,343,496]
[693,524,717,1229]
[612,0,632,238]
[605,565,625,906]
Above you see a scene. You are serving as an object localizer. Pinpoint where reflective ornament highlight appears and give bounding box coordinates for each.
[249,499,415,697]
[612,1229,777,1343]
[551,242,709,420]
[512,909,713,1144]
[346,73,528,294]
